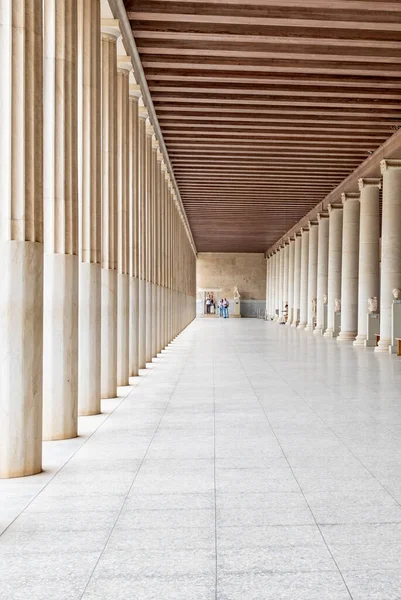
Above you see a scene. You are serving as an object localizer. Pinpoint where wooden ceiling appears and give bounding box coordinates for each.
[125,0,401,252]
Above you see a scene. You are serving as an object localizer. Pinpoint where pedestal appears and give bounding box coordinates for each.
[233,299,241,318]
[390,300,401,354]
[363,313,380,347]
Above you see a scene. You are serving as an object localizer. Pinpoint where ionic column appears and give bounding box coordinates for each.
[324,204,343,338]
[338,192,360,342]
[283,242,289,321]
[151,136,158,359]
[275,250,280,320]
[137,106,147,368]
[0,2,43,477]
[128,84,141,376]
[43,2,79,440]
[116,57,131,386]
[278,245,285,320]
[156,150,164,354]
[298,227,309,329]
[286,239,294,326]
[354,178,381,346]
[306,221,318,333]
[376,159,401,352]
[271,251,277,319]
[100,20,119,398]
[77,0,101,416]
[314,212,329,336]
[291,232,302,327]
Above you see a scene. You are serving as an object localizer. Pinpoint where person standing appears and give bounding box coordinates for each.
[206,295,211,314]
[219,299,224,317]
[223,298,229,318]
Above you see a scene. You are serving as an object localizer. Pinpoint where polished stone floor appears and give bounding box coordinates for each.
[2,318,401,599]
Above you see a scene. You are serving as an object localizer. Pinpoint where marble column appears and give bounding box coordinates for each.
[275,250,280,320]
[292,232,302,327]
[338,192,360,342]
[145,120,154,362]
[314,212,329,336]
[354,179,381,346]
[156,150,164,354]
[77,0,101,416]
[298,227,309,329]
[151,137,158,359]
[137,106,147,369]
[324,204,343,338]
[283,242,289,321]
[43,1,79,440]
[278,245,285,320]
[286,239,295,326]
[0,2,43,477]
[128,84,141,376]
[306,221,318,333]
[376,159,401,352]
[100,20,120,398]
[116,57,131,386]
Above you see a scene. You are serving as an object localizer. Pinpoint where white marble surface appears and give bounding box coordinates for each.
[2,319,401,599]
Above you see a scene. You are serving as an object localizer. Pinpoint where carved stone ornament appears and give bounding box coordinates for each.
[233,286,240,300]
[312,297,317,317]
[393,288,401,300]
[334,298,341,312]
[323,294,328,305]
[368,296,378,313]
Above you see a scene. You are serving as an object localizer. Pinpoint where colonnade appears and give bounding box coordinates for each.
[0,3,196,478]
[266,161,401,355]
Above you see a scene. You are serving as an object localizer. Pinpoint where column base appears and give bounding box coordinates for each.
[101,268,118,399]
[129,276,139,377]
[117,273,130,387]
[290,321,298,328]
[353,335,367,347]
[138,278,146,369]
[313,326,324,336]
[375,339,391,353]
[323,328,334,338]
[285,320,292,327]
[337,331,357,342]
[304,324,313,333]
[297,322,307,330]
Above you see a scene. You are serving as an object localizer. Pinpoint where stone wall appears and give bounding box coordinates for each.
[196,252,266,316]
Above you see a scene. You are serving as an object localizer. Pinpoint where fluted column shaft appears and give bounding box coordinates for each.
[298,228,309,329]
[116,59,131,385]
[314,213,329,335]
[376,160,401,352]
[306,222,318,332]
[338,192,360,342]
[151,140,158,359]
[145,122,153,362]
[324,204,343,338]
[137,109,147,368]
[278,246,284,320]
[292,233,302,327]
[43,1,79,440]
[354,179,381,346]
[100,23,119,398]
[287,240,295,326]
[78,0,101,416]
[128,86,140,376]
[283,243,289,320]
[0,2,43,477]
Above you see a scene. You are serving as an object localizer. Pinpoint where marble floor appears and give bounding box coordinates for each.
[2,319,401,599]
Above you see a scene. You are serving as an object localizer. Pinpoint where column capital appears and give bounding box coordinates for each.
[117,56,132,75]
[138,106,148,120]
[146,119,154,136]
[300,226,309,234]
[157,150,163,162]
[381,158,401,173]
[152,136,160,151]
[317,211,329,222]
[292,231,302,240]
[308,220,318,228]
[101,19,121,42]
[328,202,343,213]
[129,84,142,99]
[358,177,381,191]
[341,192,360,204]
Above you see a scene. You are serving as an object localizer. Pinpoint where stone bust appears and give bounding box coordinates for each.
[393,288,401,300]
[334,298,341,313]
[368,297,378,313]
[311,297,317,317]
[323,293,328,305]
[233,286,240,301]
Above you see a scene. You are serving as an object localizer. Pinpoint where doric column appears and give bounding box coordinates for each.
[306,221,318,333]
[338,192,360,342]
[137,106,147,368]
[151,136,158,359]
[116,57,131,386]
[128,84,141,376]
[354,178,381,346]
[283,242,289,321]
[376,159,401,352]
[324,204,343,338]
[278,245,285,320]
[292,232,302,327]
[43,2,79,440]
[314,212,329,335]
[77,0,101,416]
[286,239,295,326]
[298,227,309,329]
[0,2,44,477]
[272,251,278,319]
[145,119,154,362]
[156,150,164,354]
[100,20,119,398]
